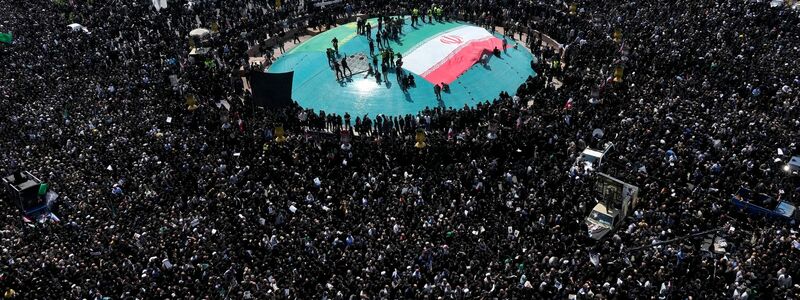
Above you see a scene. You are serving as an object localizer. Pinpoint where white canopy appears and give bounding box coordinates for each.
[592,128,604,139]
[153,0,168,11]
[189,28,211,38]
[67,23,89,33]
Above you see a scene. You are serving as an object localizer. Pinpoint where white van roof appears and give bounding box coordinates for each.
[582,148,604,159]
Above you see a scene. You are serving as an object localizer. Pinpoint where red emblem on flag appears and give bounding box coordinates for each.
[440,35,463,44]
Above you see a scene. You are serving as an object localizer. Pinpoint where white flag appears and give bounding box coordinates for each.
[589,252,600,267]
[162,258,173,269]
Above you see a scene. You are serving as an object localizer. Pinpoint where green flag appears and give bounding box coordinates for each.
[204,59,215,68]
[0,32,12,44]
[38,183,48,196]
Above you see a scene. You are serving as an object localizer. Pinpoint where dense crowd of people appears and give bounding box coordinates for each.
[1,0,799,298]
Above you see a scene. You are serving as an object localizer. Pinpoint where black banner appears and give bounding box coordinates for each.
[251,71,294,109]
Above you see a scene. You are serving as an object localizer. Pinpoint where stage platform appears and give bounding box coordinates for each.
[268,18,536,117]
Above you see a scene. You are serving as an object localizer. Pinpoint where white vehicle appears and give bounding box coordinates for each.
[586,203,619,240]
[576,142,613,172]
[787,156,800,175]
[585,173,638,240]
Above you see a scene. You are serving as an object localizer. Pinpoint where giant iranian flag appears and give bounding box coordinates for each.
[403,25,505,85]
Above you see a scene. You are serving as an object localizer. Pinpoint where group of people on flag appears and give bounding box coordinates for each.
[0,0,799,299]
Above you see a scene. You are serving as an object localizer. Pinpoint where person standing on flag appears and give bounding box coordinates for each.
[395,64,404,84]
[381,62,389,81]
[381,49,389,67]
[369,39,375,56]
[326,48,335,67]
[341,57,352,77]
[333,60,343,80]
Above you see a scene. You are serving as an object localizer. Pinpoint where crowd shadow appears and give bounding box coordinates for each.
[337,76,354,86]
[403,90,413,103]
